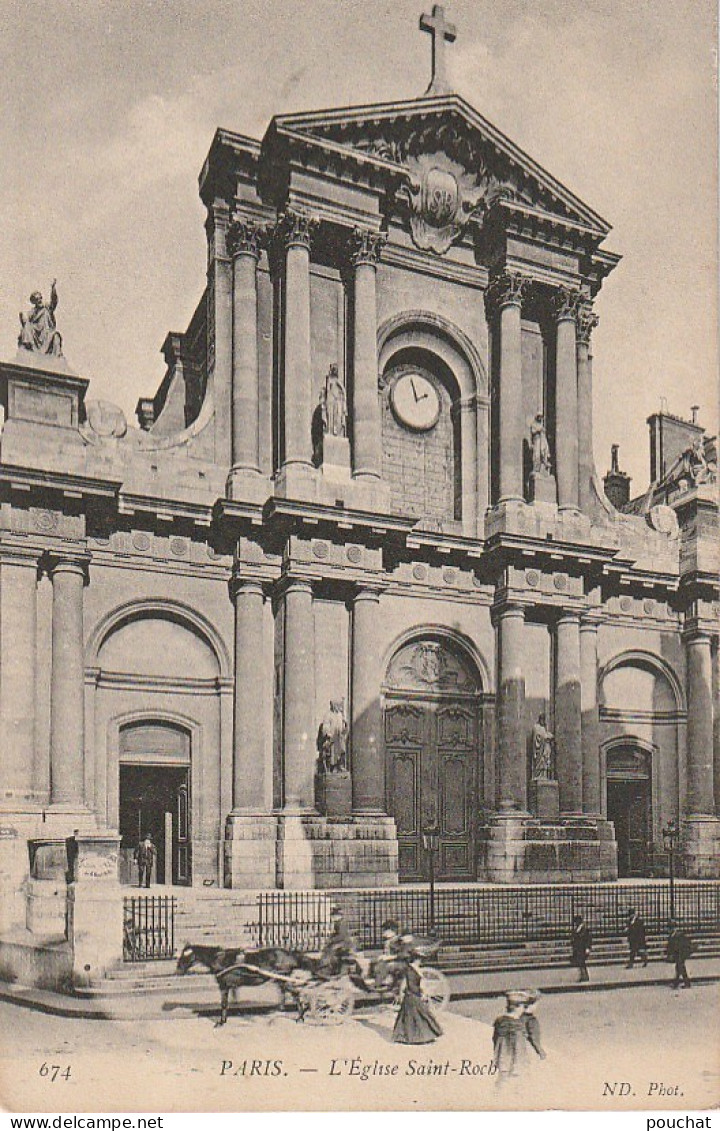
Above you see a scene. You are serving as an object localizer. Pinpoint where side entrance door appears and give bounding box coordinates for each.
[385,697,477,882]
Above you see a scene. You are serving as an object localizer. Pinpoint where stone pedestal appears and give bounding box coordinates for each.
[276,814,398,890]
[529,470,557,504]
[482,814,617,883]
[26,879,67,936]
[223,813,277,889]
[681,816,720,878]
[529,779,560,820]
[321,434,351,483]
[66,834,122,986]
[316,771,352,817]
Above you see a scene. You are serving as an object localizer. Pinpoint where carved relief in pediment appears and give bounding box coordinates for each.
[401,151,513,254]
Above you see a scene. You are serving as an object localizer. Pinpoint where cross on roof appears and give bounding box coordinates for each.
[419,4,457,96]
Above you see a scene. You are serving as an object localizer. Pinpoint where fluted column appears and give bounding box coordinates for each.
[228,218,264,483]
[278,210,318,471]
[0,549,38,799]
[553,287,582,511]
[282,579,316,811]
[577,302,599,514]
[49,556,87,807]
[685,630,716,816]
[231,578,266,810]
[580,616,601,815]
[495,604,527,812]
[555,611,583,814]
[485,272,531,503]
[351,588,384,813]
[349,229,386,480]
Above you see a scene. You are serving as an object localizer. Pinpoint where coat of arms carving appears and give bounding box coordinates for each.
[403,152,490,255]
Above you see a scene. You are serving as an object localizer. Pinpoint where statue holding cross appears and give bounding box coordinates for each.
[420,4,457,96]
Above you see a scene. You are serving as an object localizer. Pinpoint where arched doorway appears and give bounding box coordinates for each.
[118,722,192,886]
[383,636,483,882]
[605,744,652,877]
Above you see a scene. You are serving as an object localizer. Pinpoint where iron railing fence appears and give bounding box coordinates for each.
[123,896,176,961]
[254,882,720,951]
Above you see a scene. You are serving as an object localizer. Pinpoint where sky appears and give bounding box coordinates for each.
[1,0,717,490]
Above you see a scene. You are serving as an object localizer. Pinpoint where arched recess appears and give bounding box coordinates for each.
[599,651,685,877]
[86,598,231,679]
[382,629,485,884]
[377,312,489,534]
[87,601,232,887]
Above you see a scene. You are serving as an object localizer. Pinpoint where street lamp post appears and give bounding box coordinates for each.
[422,826,440,933]
[662,819,680,922]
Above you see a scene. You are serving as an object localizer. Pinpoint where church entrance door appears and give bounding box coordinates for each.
[383,638,482,883]
[118,722,192,886]
[606,746,652,877]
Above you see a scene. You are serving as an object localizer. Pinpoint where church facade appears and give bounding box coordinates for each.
[1,10,718,907]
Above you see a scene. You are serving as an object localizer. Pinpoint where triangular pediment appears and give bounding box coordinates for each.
[271,94,610,239]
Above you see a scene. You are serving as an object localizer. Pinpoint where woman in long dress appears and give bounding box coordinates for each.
[392,957,443,1044]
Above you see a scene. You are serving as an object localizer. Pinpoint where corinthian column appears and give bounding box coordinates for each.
[277,210,318,472]
[49,555,87,807]
[485,272,531,503]
[349,229,386,480]
[553,287,583,511]
[227,217,264,491]
[350,588,384,813]
[577,302,599,515]
[0,549,38,800]
[580,615,601,815]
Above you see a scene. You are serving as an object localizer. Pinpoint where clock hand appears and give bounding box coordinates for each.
[417,392,429,401]
[410,378,420,402]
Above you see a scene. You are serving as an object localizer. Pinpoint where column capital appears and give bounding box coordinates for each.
[580,611,602,633]
[491,600,526,627]
[484,270,532,317]
[556,608,581,627]
[227,216,267,261]
[576,301,599,346]
[229,574,266,602]
[552,285,584,323]
[349,227,387,268]
[275,208,319,251]
[275,574,314,601]
[46,551,90,582]
[352,584,384,605]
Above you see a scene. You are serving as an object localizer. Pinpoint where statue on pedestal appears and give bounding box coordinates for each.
[321,365,347,438]
[531,713,555,780]
[317,699,348,774]
[18,280,63,357]
[530,413,552,475]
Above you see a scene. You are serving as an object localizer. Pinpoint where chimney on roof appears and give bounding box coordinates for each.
[603,444,631,510]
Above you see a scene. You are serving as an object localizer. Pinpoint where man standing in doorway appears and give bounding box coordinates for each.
[134,833,156,888]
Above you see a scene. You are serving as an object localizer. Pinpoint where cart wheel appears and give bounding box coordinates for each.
[305,981,355,1026]
[421,967,451,1012]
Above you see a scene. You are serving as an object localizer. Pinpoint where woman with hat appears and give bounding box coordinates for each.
[392,943,443,1045]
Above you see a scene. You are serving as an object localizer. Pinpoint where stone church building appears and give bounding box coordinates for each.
[1,7,718,912]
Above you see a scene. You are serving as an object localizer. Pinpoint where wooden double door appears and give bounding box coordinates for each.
[385,696,479,881]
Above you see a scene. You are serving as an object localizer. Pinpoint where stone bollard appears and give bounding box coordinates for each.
[66,833,123,987]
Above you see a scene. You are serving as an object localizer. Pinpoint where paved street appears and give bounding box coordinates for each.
[0,980,717,1114]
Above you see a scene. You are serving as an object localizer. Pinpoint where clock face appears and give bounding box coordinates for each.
[390,372,441,432]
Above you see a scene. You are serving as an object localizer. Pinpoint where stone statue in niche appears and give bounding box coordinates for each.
[531,714,555,780]
[18,280,63,357]
[663,436,716,490]
[321,365,347,438]
[530,413,552,475]
[316,699,348,774]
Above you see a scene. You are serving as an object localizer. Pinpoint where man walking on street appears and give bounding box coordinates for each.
[626,908,649,968]
[666,920,693,988]
[571,914,592,983]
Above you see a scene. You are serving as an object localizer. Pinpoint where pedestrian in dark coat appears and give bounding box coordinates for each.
[571,914,592,982]
[626,909,649,968]
[666,921,693,988]
[392,957,443,1045]
[134,833,156,888]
